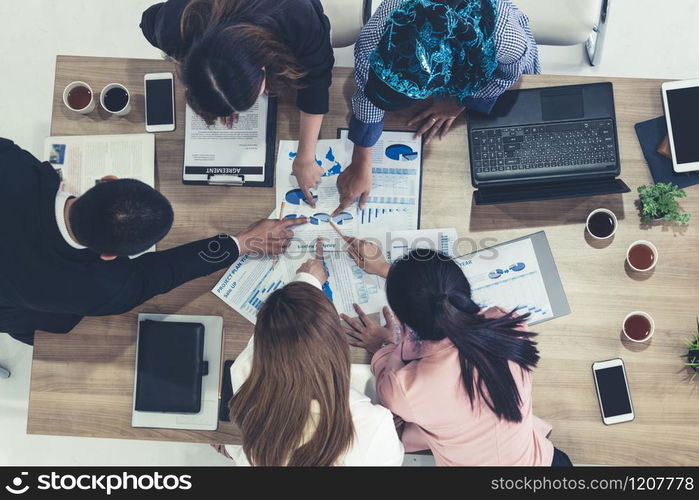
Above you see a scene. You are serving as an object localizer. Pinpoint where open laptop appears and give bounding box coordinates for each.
[467,83,630,205]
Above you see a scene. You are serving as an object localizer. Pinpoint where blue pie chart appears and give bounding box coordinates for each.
[285,188,318,206]
[385,144,418,161]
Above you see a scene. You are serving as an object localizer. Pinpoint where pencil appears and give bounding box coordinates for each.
[279,201,287,220]
[273,202,287,269]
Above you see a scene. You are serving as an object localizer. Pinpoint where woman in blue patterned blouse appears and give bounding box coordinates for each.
[334,0,540,215]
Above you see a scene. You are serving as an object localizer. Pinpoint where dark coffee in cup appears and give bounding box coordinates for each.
[103,87,129,113]
[588,211,616,238]
[586,208,617,240]
[100,83,131,116]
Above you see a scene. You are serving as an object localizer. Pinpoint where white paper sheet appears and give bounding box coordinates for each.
[212,228,457,324]
[456,238,554,324]
[212,245,386,323]
[44,133,155,194]
[183,95,269,183]
[386,228,459,262]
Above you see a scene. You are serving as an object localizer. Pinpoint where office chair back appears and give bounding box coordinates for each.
[513,0,604,45]
[321,0,373,48]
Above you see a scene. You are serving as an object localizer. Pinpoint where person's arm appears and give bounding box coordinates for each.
[333,145,373,216]
[292,238,328,288]
[334,13,390,216]
[73,218,307,317]
[370,343,416,425]
[292,111,324,207]
[291,0,334,116]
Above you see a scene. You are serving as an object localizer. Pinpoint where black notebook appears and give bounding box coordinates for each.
[635,116,699,189]
[135,320,208,414]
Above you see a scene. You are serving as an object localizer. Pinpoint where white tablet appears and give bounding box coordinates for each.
[661,79,699,173]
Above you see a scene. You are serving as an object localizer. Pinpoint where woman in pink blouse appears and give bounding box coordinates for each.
[341,240,572,466]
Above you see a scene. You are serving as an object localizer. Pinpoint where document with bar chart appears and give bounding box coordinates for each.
[212,246,386,324]
[211,229,459,325]
[455,232,570,325]
[276,132,422,251]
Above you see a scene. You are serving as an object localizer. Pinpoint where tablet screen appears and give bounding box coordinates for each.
[666,86,699,164]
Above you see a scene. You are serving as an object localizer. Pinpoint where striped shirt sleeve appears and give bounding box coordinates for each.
[463,0,541,114]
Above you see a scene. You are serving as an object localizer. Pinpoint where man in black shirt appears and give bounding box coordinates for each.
[0,138,306,345]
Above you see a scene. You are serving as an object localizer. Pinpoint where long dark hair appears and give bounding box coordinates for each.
[385,249,540,423]
[179,0,306,123]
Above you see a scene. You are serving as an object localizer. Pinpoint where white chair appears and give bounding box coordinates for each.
[321,0,374,48]
[0,365,9,378]
[514,0,611,66]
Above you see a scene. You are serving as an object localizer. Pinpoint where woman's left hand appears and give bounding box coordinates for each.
[407,98,465,145]
[342,305,401,354]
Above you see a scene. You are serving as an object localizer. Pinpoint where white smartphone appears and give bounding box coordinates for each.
[661,79,699,173]
[592,358,634,425]
[144,72,176,133]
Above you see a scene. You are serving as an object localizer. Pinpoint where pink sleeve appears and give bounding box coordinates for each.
[370,342,416,423]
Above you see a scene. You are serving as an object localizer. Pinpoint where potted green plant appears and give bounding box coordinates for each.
[637,182,690,225]
[686,319,699,381]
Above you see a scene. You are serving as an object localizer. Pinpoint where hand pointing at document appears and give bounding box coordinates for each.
[235,217,308,256]
[333,145,373,216]
[332,225,391,279]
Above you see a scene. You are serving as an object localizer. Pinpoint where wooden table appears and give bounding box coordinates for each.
[28,56,699,465]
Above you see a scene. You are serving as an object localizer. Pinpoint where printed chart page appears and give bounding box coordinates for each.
[44,134,155,194]
[212,229,452,324]
[386,228,458,262]
[456,238,554,324]
[212,245,386,323]
[276,133,422,251]
[183,95,268,183]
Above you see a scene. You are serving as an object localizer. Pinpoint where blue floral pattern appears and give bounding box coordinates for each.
[369,0,498,103]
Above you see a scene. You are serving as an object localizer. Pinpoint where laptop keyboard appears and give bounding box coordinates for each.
[470,119,618,181]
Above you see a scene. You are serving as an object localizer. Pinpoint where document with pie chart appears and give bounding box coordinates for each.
[276,132,423,251]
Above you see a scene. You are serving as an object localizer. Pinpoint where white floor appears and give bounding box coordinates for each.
[0,0,697,466]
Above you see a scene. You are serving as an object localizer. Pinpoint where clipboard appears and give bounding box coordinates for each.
[461,231,571,325]
[336,128,425,229]
[182,96,277,187]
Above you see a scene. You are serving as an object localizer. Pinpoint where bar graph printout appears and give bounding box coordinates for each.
[212,230,454,325]
[276,131,422,251]
[212,245,386,324]
[457,238,554,324]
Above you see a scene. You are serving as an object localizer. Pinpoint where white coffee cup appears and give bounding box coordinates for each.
[62,81,95,114]
[100,83,131,116]
[586,208,618,239]
[626,240,659,272]
[622,311,655,343]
